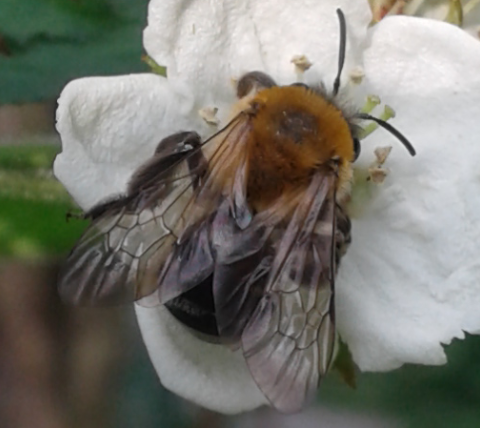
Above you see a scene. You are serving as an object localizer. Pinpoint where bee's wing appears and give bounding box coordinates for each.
[141,118,257,308]
[58,141,210,306]
[165,168,337,413]
[134,138,337,411]
[58,117,252,307]
[239,172,337,413]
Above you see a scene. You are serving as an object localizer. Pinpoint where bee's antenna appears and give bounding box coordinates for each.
[333,9,346,97]
[355,113,416,156]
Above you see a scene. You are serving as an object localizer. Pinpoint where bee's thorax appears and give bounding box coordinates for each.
[243,86,354,211]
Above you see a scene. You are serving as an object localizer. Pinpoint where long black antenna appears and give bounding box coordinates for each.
[355,113,416,156]
[333,9,346,96]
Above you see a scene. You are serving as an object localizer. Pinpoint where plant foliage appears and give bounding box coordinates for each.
[0,0,150,103]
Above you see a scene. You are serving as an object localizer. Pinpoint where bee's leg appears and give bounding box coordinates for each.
[155,131,206,189]
[154,131,201,156]
[128,131,204,194]
[65,209,85,222]
[236,71,277,98]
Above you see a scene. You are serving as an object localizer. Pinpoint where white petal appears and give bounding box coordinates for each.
[135,305,267,414]
[336,17,480,371]
[144,0,372,113]
[54,74,204,211]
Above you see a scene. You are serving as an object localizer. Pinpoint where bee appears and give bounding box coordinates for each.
[58,9,415,413]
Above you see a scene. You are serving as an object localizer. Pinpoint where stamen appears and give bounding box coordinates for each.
[360,95,381,114]
[349,66,365,85]
[385,0,407,17]
[374,146,393,165]
[199,107,220,126]
[367,146,392,184]
[367,166,389,184]
[403,0,426,15]
[356,112,416,156]
[141,55,167,76]
[380,105,395,121]
[358,105,395,139]
[291,55,313,73]
[291,55,312,83]
[464,0,480,15]
[445,0,463,26]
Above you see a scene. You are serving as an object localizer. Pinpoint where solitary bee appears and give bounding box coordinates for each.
[58,10,415,413]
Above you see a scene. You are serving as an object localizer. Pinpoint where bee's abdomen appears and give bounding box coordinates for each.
[163,201,351,343]
[164,277,219,337]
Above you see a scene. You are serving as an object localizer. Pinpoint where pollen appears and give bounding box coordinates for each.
[349,66,365,85]
[367,166,389,184]
[199,106,220,126]
[291,55,313,73]
[374,146,393,164]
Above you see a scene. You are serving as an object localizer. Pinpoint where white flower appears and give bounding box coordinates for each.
[54,0,480,415]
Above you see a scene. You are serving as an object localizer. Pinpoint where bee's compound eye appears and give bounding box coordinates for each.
[237,72,277,98]
[353,138,361,161]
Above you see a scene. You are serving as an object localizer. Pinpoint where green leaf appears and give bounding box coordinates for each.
[0,144,86,258]
[321,335,480,428]
[109,0,150,21]
[0,0,150,103]
[331,340,357,389]
[0,196,86,258]
[0,144,59,170]
[142,54,167,76]
[0,0,118,43]
[0,23,149,103]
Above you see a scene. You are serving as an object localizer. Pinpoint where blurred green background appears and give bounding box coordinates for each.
[1,1,479,428]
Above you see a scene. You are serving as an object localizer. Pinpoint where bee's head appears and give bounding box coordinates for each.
[235,8,415,164]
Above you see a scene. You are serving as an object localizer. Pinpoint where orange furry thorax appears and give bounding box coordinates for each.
[243,86,354,211]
